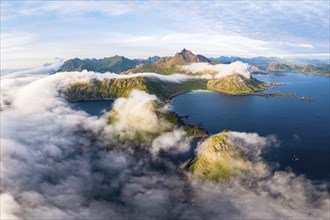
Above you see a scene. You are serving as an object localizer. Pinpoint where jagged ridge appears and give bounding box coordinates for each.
[57,56,141,73]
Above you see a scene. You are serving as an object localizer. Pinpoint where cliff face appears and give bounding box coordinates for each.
[190,131,248,182]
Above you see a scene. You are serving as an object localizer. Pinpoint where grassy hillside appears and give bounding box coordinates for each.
[65,73,267,102]
[57,56,141,73]
[65,77,208,102]
[207,74,268,95]
[190,131,248,182]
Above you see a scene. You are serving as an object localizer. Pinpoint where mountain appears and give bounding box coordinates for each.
[57,56,142,73]
[128,49,211,74]
[209,56,330,76]
[61,49,268,101]
[207,74,267,95]
[267,62,330,75]
[65,76,208,102]
[209,56,283,66]
[189,131,248,182]
[145,56,162,63]
[65,74,266,103]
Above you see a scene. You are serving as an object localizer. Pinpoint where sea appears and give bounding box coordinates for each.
[72,72,330,182]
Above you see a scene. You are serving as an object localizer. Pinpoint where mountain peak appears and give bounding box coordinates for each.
[180,48,189,53]
[173,49,210,63]
[177,48,193,56]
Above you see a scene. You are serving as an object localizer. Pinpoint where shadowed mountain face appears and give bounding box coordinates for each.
[145,56,162,63]
[57,56,142,73]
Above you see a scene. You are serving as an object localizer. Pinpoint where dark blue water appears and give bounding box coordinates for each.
[72,73,329,181]
[72,100,113,116]
[171,72,330,181]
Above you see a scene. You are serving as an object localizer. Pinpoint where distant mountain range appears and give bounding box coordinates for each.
[63,49,268,102]
[209,56,329,76]
[57,50,329,76]
[265,62,330,75]
[209,56,329,66]
[209,56,283,66]
[58,49,210,74]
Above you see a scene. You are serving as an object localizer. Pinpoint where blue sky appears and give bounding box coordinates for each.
[1,0,329,68]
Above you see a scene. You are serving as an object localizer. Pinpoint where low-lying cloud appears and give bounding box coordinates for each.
[180,61,252,79]
[1,64,329,219]
[102,90,172,143]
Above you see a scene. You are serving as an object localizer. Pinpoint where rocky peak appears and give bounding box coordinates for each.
[173,49,210,63]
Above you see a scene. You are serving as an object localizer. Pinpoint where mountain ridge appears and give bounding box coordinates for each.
[56,49,329,76]
[57,56,142,73]
[127,49,211,75]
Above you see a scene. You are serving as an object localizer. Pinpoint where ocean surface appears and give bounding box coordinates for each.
[73,72,330,181]
[72,100,113,116]
[172,72,330,181]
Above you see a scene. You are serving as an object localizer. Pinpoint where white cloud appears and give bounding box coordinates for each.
[0,193,21,220]
[1,64,329,219]
[0,32,38,51]
[1,1,329,64]
[150,130,191,157]
[102,90,171,142]
[180,61,252,79]
[17,2,132,17]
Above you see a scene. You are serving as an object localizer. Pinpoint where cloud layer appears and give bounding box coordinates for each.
[1,66,329,219]
[180,61,252,79]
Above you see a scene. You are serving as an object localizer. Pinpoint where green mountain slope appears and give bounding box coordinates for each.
[65,73,266,102]
[207,74,267,95]
[190,131,248,182]
[62,49,267,100]
[65,77,208,102]
[57,56,141,73]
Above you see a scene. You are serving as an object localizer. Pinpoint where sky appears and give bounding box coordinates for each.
[1,0,329,68]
